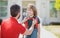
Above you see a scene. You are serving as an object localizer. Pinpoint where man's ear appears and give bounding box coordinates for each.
[17,13,20,19]
[18,13,20,16]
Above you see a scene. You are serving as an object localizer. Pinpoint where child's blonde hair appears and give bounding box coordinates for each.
[27,4,37,18]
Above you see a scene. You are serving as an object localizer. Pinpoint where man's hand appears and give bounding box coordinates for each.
[22,17,29,23]
[32,18,37,25]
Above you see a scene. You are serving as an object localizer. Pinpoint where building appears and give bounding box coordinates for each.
[0,0,60,24]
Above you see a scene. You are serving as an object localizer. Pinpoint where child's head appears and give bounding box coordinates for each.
[27,4,37,18]
[0,19,2,25]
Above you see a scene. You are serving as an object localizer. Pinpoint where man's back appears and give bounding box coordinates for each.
[2,17,26,38]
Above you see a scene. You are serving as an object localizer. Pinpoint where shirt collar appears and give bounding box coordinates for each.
[10,17,18,23]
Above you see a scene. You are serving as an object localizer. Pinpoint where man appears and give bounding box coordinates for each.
[1,4,36,38]
[0,19,2,38]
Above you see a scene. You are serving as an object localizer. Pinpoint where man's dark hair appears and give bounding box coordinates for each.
[0,19,2,25]
[10,4,20,17]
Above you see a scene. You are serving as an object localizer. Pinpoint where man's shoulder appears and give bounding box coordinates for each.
[2,18,10,24]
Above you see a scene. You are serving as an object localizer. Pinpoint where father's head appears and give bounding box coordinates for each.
[10,4,20,19]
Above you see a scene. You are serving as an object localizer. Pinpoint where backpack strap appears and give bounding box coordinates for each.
[24,21,28,28]
[24,18,33,28]
[35,17,38,29]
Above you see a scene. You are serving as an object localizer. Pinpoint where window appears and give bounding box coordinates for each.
[50,1,57,18]
[0,0,8,17]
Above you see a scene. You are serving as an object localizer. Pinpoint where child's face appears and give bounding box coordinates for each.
[27,8,34,18]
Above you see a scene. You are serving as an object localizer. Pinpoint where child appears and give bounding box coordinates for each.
[24,4,40,38]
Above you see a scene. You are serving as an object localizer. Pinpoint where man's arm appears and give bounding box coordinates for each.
[23,19,36,35]
[23,24,34,35]
[22,17,29,24]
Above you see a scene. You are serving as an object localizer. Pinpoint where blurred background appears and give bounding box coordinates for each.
[0,0,60,38]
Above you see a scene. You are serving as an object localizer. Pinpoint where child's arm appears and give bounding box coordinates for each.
[37,17,40,38]
[37,24,40,38]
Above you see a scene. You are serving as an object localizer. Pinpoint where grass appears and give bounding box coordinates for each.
[43,25,60,38]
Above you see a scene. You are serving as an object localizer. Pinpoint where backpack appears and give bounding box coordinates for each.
[24,17,38,29]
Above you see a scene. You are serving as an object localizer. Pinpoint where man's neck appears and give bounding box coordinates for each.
[14,17,17,20]
[11,16,18,20]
